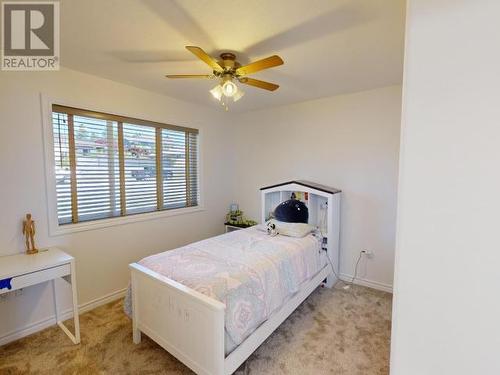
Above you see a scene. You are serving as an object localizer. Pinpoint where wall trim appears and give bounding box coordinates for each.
[0,288,127,346]
[78,288,127,315]
[339,273,393,293]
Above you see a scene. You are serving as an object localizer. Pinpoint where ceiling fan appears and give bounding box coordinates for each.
[166,46,284,109]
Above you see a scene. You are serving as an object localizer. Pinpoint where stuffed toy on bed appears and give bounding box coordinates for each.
[267,221,279,236]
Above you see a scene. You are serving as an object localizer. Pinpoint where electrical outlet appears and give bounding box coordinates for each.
[14,288,24,297]
[361,250,374,258]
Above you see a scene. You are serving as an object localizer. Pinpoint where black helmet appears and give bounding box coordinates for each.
[274,199,309,223]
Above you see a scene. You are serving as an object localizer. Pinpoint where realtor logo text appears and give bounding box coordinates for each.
[1,1,60,71]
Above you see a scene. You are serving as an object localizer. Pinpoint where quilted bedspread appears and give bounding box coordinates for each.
[126,227,324,347]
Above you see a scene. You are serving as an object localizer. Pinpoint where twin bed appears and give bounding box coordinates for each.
[127,181,341,375]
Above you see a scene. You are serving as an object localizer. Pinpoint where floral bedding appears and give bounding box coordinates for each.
[125,227,325,350]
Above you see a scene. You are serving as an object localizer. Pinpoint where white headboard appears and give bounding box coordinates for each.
[260,181,341,287]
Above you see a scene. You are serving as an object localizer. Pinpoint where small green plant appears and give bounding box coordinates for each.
[225,209,256,227]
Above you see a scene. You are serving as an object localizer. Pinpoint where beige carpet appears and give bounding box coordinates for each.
[0,284,391,374]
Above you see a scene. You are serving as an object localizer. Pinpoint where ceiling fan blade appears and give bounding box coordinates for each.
[185,46,224,72]
[236,55,284,76]
[165,74,213,79]
[239,77,279,91]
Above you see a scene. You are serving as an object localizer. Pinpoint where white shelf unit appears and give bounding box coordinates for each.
[260,181,341,287]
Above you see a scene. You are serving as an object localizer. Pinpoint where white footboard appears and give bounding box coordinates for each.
[130,263,225,375]
[130,262,334,375]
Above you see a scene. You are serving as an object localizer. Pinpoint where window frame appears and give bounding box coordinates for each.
[41,95,204,236]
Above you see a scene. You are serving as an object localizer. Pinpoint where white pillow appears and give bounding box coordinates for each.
[267,219,315,238]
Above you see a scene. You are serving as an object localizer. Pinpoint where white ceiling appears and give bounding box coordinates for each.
[60,0,406,112]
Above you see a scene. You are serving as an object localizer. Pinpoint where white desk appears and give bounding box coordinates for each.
[0,248,80,344]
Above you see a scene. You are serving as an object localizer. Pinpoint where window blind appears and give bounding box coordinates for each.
[51,105,199,225]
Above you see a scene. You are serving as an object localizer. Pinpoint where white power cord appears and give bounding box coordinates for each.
[349,251,363,287]
[317,204,346,289]
[317,202,364,291]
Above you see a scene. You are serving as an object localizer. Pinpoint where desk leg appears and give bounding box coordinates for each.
[56,261,81,345]
[70,260,81,344]
[51,279,59,323]
[71,262,80,344]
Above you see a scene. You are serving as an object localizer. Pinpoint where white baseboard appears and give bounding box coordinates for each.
[0,288,127,346]
[339,273,393,293]
[77,288,127,315]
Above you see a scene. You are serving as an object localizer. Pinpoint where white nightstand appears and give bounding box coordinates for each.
[0,248,80,344]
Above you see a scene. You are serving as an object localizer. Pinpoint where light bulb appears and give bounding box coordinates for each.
[222,80,237,97]
[210,85,223,101]
[233,87,245,102]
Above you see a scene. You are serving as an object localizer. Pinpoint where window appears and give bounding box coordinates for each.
[51,105,199,225]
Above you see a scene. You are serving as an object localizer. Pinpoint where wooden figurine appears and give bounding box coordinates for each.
[22,213,38,254]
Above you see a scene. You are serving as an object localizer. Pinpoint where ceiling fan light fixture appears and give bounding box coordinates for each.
[210,84,223,101]
[222,80,237,97]
[167,46,284,109]
[233,87,245,102]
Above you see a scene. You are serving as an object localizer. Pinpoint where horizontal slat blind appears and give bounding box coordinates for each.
[52,113,72,224]
[123,123,157,214]
[73,116,121,222]
[162,129,186,209]
[51,105,199,225]
[187,132,199,207]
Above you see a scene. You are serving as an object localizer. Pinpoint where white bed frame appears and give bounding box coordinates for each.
[130,181,341,375]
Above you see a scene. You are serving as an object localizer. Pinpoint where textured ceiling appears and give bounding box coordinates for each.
[60,0,406,112]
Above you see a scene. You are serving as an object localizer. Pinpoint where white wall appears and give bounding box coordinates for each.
[0,68,233,341]
[391,1,500,374]
[230,86,402,291]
